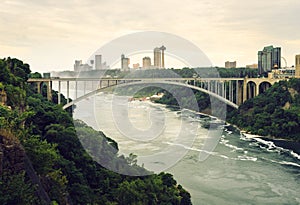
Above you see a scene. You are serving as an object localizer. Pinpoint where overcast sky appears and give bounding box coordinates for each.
[1,0,300,72]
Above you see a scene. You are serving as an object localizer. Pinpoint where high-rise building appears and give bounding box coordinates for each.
[160,45,166,68]
[143,57,151,69]
[154,47,161,68]
[74,60,92,72]
[225,61,236,68]
[90,60,94,66]
[95,55,102,70]
[121,54,130,70]
[258,45,281,75]
[74,60,82,72]
[296,54,300,78]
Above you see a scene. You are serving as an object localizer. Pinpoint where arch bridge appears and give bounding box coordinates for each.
[27,77,284,110]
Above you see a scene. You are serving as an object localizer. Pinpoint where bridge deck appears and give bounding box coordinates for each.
[28,77,244,82]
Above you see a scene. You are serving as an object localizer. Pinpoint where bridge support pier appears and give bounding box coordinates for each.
[220,82,224,98]
[35,81,52,101]
[255,84,260,97]
[37,82,41,94]
[224,82,227,99]
[67,81,70,104]
[75,81,78,99]
[237,81,243,105]
[235,81,238,104]
[247,83,251,99]
[233,81,235,103]
[46,81,52,101]
[229,81,232,102]
[58,81,61,104]
[243,79,247,103]
[84,81,86,95]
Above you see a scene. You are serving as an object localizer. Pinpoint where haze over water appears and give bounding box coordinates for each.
[72,93,300,205]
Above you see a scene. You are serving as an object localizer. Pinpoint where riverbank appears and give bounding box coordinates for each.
[261,137,300,155]
[150,98,300,156]
[126,92,300,159]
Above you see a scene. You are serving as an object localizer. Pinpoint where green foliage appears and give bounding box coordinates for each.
[114,173,191,205]
[217,67,258,78]
[121,83,207,112]
[45,169,68,203]
[1,57,192,204]
[113,67,257,78]
[29,72,42,79]
[23,136,59,175]
[228,79,300,141]
[5,84,26,110]
[54,67,258,79]
[0,57,31,87]
[0,57,31,110]
[0,171,40,205]
[25,95,73,135]
[25,91,190,204]
[155,86,210,111]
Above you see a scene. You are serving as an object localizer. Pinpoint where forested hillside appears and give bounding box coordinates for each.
[0,57,192,204]
[228,79,300,141]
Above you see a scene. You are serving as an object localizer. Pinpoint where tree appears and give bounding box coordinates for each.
[23,135,59,175]
[0,171,40,205]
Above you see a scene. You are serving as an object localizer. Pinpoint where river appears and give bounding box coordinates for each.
[72,93,300,205]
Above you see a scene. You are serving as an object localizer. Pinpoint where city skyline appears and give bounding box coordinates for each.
[1,0,300,72]
[72,44,292,72]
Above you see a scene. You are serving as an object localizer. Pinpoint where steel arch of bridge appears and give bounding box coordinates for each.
[62,80,239,110]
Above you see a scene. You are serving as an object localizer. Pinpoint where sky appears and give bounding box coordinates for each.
[1,0,300,72]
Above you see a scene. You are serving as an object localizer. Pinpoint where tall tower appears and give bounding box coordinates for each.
[296,54,300,78]
[95,55,102,70]
[273,47,281,69]
[154,47,161,68]
[121,54,130,70]
[258,45,281,75]
[143,57,151,69]
[160,45,166,69]
[74,60,82,72]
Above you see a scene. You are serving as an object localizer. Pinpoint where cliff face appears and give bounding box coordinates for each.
[0,131,25,175]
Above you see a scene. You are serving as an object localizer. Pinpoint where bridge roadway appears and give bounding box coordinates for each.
[27,77,244,82]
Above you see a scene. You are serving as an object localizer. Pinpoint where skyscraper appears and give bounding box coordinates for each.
[121,54,130,70]
[74,60,82,72]
[154,47,161,68]
[296,54,300,78]
[160,45,166,68]
[258,45,281,75]
[73,60,92,72]
[95,55,102,70]
[143,57,151,69]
